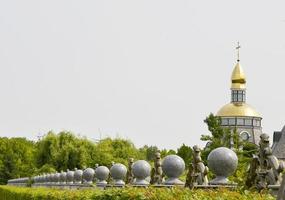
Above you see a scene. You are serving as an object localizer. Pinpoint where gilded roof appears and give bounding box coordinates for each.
[216,103,261,118]
[231,62,246,89]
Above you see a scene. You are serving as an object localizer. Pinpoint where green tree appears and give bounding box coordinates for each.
[138,145,159,161]
[93,138,142,166]
[200,113,231,159]
[177,144,193,166]
[35,131,97,172]
[0,137,36,184]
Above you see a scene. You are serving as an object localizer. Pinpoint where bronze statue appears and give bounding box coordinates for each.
[150,152,163,184]
[126,158,134,184]
[246,133,284,190]
[185,145,208,189]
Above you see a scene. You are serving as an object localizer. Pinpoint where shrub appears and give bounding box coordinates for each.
[0,186,275,200]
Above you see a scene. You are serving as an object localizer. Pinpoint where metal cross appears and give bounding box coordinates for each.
[236,42,241,62]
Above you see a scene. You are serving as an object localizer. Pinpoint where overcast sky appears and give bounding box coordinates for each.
[0,0,285,149]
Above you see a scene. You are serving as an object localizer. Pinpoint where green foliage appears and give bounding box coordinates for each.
[139,145,159,161]
[93,138,143,167]
[201,113,231,148]
[160,149,176,158]
[200,113,247,160]
[0,186,275,200]
[177,144,193,166]
[35,131,97,171]
[0,131,147,184]
[35,131,144,170]
[0,137,36,184]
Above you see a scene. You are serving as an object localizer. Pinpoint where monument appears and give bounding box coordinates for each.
[246,133,284,190]
[185,145,208,188]
[150,152,163,185]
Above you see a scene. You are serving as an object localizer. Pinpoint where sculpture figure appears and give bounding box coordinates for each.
[185,145,208,188]
[246,133,284,190]
[126,158,134,184]
[151,152,163,184]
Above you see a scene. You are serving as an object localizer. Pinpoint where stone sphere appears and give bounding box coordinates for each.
[132,160,151,179]
[43,174,48,183]
[46,174,50,182]
[41,175,45,183]
[51,173,56,182]
[74,169,83,183]
[48,174,53,182]
[83,168,95,183]
[110,163,127,180]
[207,147,238,177]
[38,175,42,183]
[60,171,67,183]
[66,170,74,183]
[33,176,37,183]
[207,147,238,184]
[162,155,185,178]
[55,172,61,183]
[95,166,110,181]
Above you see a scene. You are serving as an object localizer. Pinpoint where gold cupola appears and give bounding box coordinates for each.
[216,43,261,118]
[231,62,246,89]
[216,60,261,118]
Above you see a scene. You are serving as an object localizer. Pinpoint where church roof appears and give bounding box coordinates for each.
[272,126,285,159]
[216,44,262,119]
[216,103,261,118]
[231,62,246,89]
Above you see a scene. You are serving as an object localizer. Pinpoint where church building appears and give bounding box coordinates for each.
[216,45,263,145]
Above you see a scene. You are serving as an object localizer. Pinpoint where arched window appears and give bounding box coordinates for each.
[240,131,251,141]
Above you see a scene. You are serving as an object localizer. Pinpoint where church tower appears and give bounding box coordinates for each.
[216,44,262,145]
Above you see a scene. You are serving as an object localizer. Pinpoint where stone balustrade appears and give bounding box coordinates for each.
[7,177,29,186]
[6,147,240,189]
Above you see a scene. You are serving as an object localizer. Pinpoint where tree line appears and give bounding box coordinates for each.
[0,114,256,185]
[0,131,194,184]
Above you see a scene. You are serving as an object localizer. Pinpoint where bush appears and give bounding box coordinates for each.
[0,186,275,200]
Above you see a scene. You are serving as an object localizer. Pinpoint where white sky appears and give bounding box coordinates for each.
[0,0,285,150]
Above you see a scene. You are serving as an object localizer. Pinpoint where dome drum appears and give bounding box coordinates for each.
[220,117,262,127]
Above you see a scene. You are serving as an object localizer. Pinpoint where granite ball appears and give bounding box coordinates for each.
[132,160,151,179]
[95,166,110,187]
[42,174,47,183]
[50,173,55,182]
[40,175,45,183]
[55,172,61,183]
[132,160,151,185]
[162,155,185,185]
[34,176,38,183]
[49,173,53,182]
[110,163,127,186]
[83,168,95,184]
[110,163,127,180]
[46,174,51,183]
[38,175,42,183]
[207,147,238,185]
[66,170,74,183]
[60,171,67,183]
[95,166,110,181]
[74,169,83,183]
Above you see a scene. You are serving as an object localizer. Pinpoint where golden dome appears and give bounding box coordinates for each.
[231,62,246,89]
[216,103,261,118]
